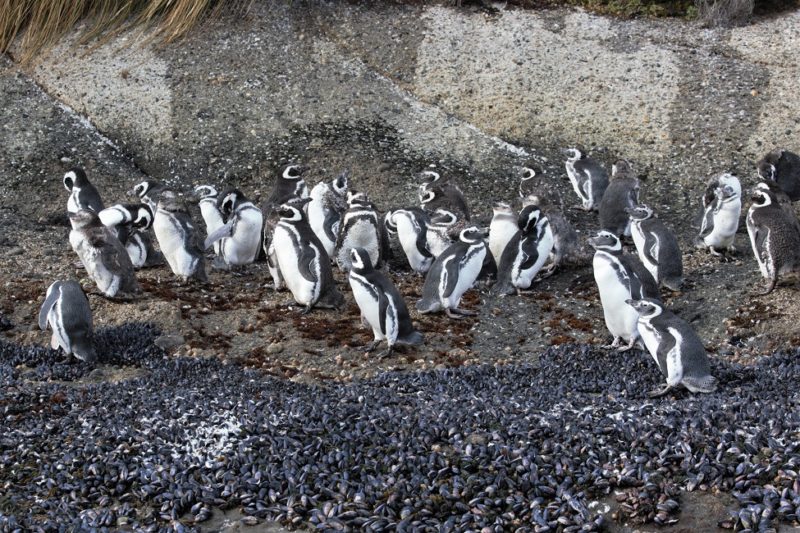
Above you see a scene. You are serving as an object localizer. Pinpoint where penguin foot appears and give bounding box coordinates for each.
[647,384,673,398]
[755,277,777,295]
[446,308,467,319]
[603,337,622,350]
[211,257,231,271]
[363,340,381,353]
[448,307,477,318]
[300,305,314,315]
[617,337,638,352]
[379,346,394,359]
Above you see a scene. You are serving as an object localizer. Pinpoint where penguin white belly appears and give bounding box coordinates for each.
[126,236,147,269]
[307,189,334,256]
[631,223,658,282]
[395,215,430,272]
[340,221,380,268]
[199,201,224,255]
[489,219,517,266]
[427,229,451,259]
[444,247,485,308]
[637,320,662,368]
[48,301,72,353]
[67,189,81,213]
[593,255,637,340]
[705,203,740,248]
[222,211,263,265]
[565,163,585,203]
[267,241,284,290]
[515,231,555,289]
[154,215,197,277]
[349,276,386,341]
[664,327,685,387]
[273,225,318,305]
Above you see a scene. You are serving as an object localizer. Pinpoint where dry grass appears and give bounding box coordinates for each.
[694,0,753,25]
[0,0,251,63]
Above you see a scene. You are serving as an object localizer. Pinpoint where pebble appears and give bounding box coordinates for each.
[154,333,185,351]
[266,342,283,354]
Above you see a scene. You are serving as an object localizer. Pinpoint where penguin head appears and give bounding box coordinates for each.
[756,149,783,182]
[276,203,305,222]
[218,188,245,217]
[562,148,583,162]
[518,205,541,233]
[384,211,398,235]
[419,187,438,206]
[193,184,218,200]
[347,191,371,207]
[129,180,162,199]
[587,230,622,252]
[492,201,513,215]
[750,187,774,208]
[63,168,88,192]
[349,247,373,272]
[282,164,308,180]
[68,209,102,230]
[459,226,486,244]
[418,170,441,186]
[625,297,663,319]
[625,204,654,221]
[715,173,741,199]
[611,159,634,180]
[333,171,349,195]
[133,205,154,229]
[157,190,186,213]
[431,209,458,227]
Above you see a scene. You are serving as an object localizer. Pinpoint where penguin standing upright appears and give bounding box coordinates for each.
[599,160,640,237]
[492,205,554,296]
[521,193,589,273]
[262,165,310,286]
[627,298,717,397]
[418,170,471,220]
[203,188,263,267]
[425,209,466,259]
[589,230,660,351]
[64,168,104,213]
[746,186,800,294]
[69,209,140,297]
[335,192,384,272]
[153,191,207,282]
[757,148,800,201]
[272,202,344,312]
[753,181,800,234]
[563,148,609,211]
[129,179,167,212]
[308,171,349,257]
[98,203,163,268]
[489,201,518,268]
[696,173,741,258]
[387,208,433,274]
[417,227,487,319]
[38,280,96,363]
[194,185,224,256]
[627,204,683,291]
[348,247,424,356]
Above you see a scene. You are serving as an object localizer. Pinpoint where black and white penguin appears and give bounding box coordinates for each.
[753,181,800,234]
[417,226,487,318]
[335,192,385,272]
[98,203,163,269]
[348,247,424,356]
[418,170,471,220]
[492,205,554,296]
[589,230,660,351]
[696,173,741,258]
[69,209,140,298]
[386,208,433,274]
[563,148,609,211]
[204,188,264,267]
[129,179,167,212]
[599,159,640,237]
[194,185,225,256]
[520,192,589,274]
[308,171,349,257]
[272,202,344,312]
[489,201,518,268]
[153,191,207,282]
[746,186,800,294]
[38,280,95,363]
[425,208,465,259]
[757,148,800,201]
[627,204,683,292]
[261,165,311,274]
[627,297,717,397]
[63,168,104,214]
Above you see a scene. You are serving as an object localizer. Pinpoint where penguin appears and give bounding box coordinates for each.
[335,192,384,272]
[348,247,424,356]
[598,159,640,237]
[261,164,311,280]
[417,226,487,319]
[521,193,589,274]
[696,173,741,258]
[489,201,518,268]
[387,208,433,274]
[272,202,344,312]
[588,230,660,351]
[754,181,800,235]
[308,170,349,257]
[563,148,609,211]
[745,186,800,294]
[98,203,163,268]
[626,204,683,292]
[63,168,104,213]
[425,208,465,259]
[194,185,225,256]
[38,280,96,363]
[627,297,717,398]
[517,166,543,202]
[203,188,264,267]
[69,209,140,298]
[153,191,207,282]
[757,148,800,201]
[492,205,554,296]
[418,170,471,220]
[129,179,167,212]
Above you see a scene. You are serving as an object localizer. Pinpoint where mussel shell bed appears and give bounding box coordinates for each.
[2,323,799,531]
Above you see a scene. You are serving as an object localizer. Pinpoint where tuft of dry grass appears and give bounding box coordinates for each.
[694,0,753,26]
[0,0,251,64]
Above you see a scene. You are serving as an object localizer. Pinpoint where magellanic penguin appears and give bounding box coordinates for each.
[599,159,640,237]
[129,179,167,213]
[153,191,208,282]
[492,205,554,296]
[426,208,467,259]
[386,208,433,274]
[272,202,344,312]
[589,230,660,351]
[418,170,471,220]
[348,247,424,356]
[335,192,385,272]
[39,280,96,363]
[746,186,800,294]
[69,209,140,298]
[64,168,104,214]
[308,170,349,257]
[627,204,683,292]
[194,185,225,256]
[695,173,741,258]
[627,298,717,398]
[417,226,487,319]
[489,201,518,268]
[563,148,609,211]
[757,148,800,201]
[98,203,163,269]
[521,191,590,274]
[204,188,264,267]
[753,181,800,235]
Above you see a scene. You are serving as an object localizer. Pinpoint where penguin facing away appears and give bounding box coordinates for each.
[598,159,640,237]
[194,185,225,256]
[308,170,349,257]
[417,226,487,319]
[627,297,717,398]
[64,168,104,214]
[348,247,424,357]
[492,205,554,296]
[696,173,741,258]
[39,280,96,363]
[98,203,163,269]
[746,186,800,294]
[627,204,683,292]
[153,191,208,282]
[204,188,264,267]
[418,170,471,220]
[757,148,800,201]
[388,208,433,274]
[336,192,384,272]
[563,148,609,211]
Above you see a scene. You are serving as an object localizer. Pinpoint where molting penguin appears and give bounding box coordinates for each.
[746,186,800,294]
[492,205,554,296]
[417,226,487,319]
[426,208,466,259]
[98,203,163,268]
[489,201,518,268]
[308,170,349,257]
[39,280,95,363]
[64,168,104,213]
[627,204,683,291]
[204,188,264,267]
[272,202,344,312]
[563,148,609,211]
[589,230,660,351]
[335,192,385,272]
[129,179,166,213]
[599,159,640,237]
[348,247,424,356]
[627,297,717,397]
[757,148,800,201]
[69,209,140,297]
[387,208,433,274]
[153,191,207,282]
[696,173,741,258]
[194,185,225,256]
[418,170,471,220]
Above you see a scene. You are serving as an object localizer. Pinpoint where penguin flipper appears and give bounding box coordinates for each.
[698,204,715,238]
[298,246,321,284]
[204,220,235,249]
[643,231,660,266]
[38,282,62,330]
[322,210,341,244]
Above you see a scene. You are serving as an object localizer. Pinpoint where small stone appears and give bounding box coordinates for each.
[154,333,185,351]
[266,342,283,354]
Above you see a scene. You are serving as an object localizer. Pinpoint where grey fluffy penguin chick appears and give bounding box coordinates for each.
[757,148,800,201]
[336,192,385,272]
[746,186,800,295]
[599,159,640,237]
[39,280,96,363]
